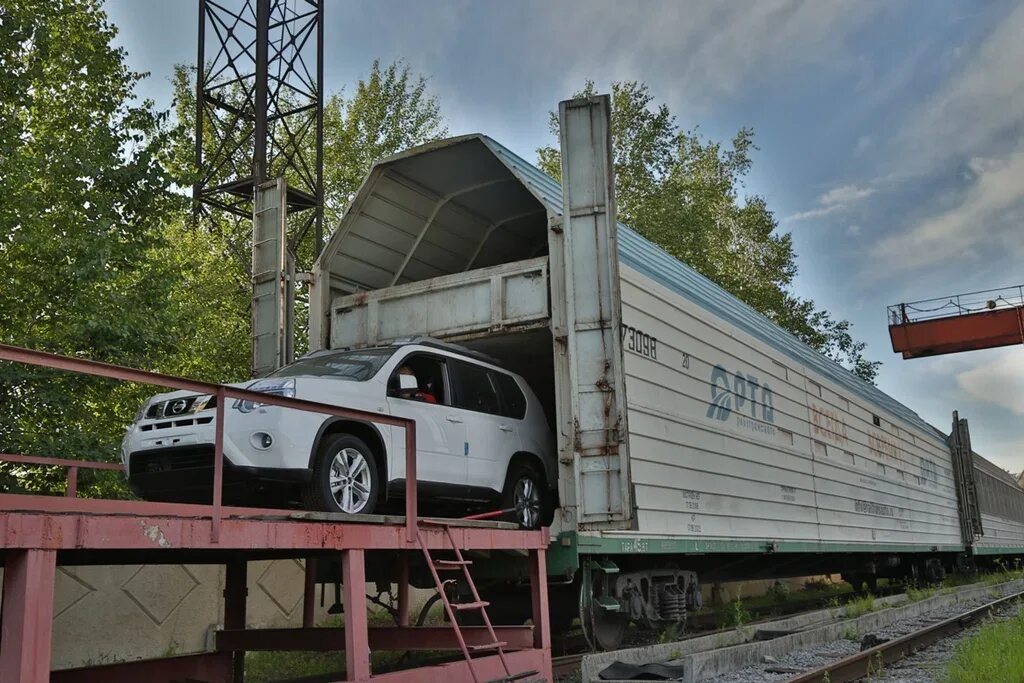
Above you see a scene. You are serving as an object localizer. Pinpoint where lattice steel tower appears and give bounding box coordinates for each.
[193,0,324,258]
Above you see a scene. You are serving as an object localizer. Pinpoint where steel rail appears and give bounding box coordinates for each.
[786,589,1024,683]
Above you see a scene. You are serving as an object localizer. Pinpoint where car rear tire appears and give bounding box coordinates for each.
[304,434,380,515]
[501,462,548,530]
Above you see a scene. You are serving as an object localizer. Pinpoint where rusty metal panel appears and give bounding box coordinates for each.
[557,95,632,529]
[330,257,549,349]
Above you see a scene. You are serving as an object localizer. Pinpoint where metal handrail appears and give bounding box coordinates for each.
[0,343,419,543]
[0,453,123,499]
[888,284,1024,325]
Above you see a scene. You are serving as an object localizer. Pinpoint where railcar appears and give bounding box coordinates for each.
[308,96,1024,648]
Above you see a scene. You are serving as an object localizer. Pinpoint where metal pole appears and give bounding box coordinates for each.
[212,386,226,542]
[303,558,316,628]
[314,0,324,257]
[224,559,248,683]
[193,0,206,212]
[529,549,551,651]
[405,426,417,543]
[342,550,371,680]
[397,554,410,627]
[253,0,270,184]
[0,549,57,683]
[65,466,78,498]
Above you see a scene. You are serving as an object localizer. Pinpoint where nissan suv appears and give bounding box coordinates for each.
[121,338,555,528]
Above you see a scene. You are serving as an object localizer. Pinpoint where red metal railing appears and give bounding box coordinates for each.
[0,343,419,543]
[0,453,123,499]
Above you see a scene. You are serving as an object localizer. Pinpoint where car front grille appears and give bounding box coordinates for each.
[145,395,217,419]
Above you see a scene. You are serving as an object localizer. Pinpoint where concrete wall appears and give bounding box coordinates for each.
[2,560,335,670]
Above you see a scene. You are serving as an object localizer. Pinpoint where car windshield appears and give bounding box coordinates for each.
[270,347,396,382]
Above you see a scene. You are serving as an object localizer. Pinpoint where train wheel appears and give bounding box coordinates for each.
[579,568,627,650]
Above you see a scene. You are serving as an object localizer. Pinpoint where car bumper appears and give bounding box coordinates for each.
[122,406,321,501]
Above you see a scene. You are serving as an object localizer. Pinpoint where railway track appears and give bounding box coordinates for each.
[784,588,1024,683]
[550,584,904,680]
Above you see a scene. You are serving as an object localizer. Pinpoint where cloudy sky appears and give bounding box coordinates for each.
[104,0,1024,472]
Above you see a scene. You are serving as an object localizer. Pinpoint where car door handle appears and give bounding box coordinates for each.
[446,415,463,423]
[498,424,513,433]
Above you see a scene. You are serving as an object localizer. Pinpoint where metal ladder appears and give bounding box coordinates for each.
[418,520,538,683]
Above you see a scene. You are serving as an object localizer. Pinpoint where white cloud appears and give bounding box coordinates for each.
[956,350,1024,416]
[821,184,875,206]
[787,183,876,221]
[533,1,880,111]
[847,224,862,236]
[872,148,1024,271]
[900,3,1024,171]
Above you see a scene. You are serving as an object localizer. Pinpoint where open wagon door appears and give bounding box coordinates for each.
[552,95,633,530]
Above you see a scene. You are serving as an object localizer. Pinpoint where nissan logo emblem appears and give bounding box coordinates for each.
[168,399,187,415]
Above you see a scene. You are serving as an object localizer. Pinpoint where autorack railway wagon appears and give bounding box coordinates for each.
[308,96,1024,649]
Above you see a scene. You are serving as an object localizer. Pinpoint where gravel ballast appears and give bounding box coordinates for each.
[702,591,1024,683]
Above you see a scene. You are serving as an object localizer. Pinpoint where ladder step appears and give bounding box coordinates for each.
[467,640,507,651]
[485,671,540,683]
[434,559,472,569]
[451,600,489,611]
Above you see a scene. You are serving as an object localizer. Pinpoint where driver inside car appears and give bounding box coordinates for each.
[396,365,437,404]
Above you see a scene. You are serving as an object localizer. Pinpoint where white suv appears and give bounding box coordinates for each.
[121,339,556,528]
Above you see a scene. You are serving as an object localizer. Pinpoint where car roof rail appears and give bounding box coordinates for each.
[391,336,503,367]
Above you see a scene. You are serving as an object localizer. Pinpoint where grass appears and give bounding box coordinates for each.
[245,601,448,683]
[942,608,1024,683]
[246,650,343,683]
[843,593,876,619]
[905,584,937,603]
[721,592,752,631]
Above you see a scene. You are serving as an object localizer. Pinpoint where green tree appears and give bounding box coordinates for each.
[0,0,179,495]
[164,58,447,360]
[538,82,879,382]
[323,59,447,227]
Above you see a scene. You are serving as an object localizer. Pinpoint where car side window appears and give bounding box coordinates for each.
[387,354,448,405]
[451,361,501,415]
[493,372,526,420]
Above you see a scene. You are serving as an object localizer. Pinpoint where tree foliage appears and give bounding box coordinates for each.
[0,1,447,498]
[323,59,447,227]
[538,82,879,382]
[0,0,180,495]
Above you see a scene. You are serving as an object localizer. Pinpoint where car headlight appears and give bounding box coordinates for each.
[134,399,153,422]
[233,378,295,413]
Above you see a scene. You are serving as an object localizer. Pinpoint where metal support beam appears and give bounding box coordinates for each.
[529,549,551,651]
[215,625,536,651]
[303,557,317,627]
[1,549,57,683]
[224,558,248,683]
[342,550,371,680]
[397,554,411,627]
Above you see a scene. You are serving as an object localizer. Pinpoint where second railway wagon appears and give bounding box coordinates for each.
[308,96,1024,648]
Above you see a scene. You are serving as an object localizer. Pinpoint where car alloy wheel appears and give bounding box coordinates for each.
[513,475,542,529]
[329,447,373,513]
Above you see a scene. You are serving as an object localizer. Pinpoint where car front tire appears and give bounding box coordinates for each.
[303,434,380,515]
[501,462,548,530]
